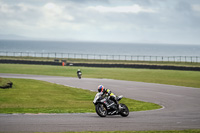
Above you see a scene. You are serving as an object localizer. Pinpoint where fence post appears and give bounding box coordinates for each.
[196,56,198,63]
[185,56,186,63]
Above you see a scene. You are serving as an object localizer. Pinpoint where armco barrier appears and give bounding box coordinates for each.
[0,59,200,71]
[69,63,200,71]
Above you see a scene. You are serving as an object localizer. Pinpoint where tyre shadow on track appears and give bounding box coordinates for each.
[89,114,132,119]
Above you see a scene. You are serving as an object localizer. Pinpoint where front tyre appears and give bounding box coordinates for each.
[119,104,129,117]
[95,104,107,117]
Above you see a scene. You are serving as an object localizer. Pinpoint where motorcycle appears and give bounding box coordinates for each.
[77,72,82,79]
[93,92,129,117]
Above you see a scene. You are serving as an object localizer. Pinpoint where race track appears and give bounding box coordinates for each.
[0,73,200,132]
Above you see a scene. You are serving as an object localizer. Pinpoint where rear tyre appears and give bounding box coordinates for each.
[95,104,107,117]
[119,104,129,117]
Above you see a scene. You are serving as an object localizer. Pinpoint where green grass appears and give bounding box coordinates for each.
[0,64,200,88]
[0,78,161,114]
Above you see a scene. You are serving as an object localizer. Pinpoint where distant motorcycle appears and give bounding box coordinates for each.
[77,72,82,79]
[93,92,129,117]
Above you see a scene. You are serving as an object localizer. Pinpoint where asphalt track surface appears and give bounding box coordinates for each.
[0,73,200,132]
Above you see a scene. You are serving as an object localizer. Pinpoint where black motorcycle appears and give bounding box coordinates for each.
[77,72,82,79]
[93,92,129,117]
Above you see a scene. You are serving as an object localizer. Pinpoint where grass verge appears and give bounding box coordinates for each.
[0,64,200,88]
[0,78,161,113]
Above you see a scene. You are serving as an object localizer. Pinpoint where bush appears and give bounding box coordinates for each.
[0,78,13,89]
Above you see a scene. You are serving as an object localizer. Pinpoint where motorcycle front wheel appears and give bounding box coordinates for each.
[95,103,107,117]
[119,104,129,117]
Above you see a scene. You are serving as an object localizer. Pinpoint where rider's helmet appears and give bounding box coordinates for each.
[98,85,105,93]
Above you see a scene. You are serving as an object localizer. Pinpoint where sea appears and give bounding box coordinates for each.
[0,40,200,57]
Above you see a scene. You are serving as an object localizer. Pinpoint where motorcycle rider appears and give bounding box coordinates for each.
[77,69,81,76]
[97,85,122,111]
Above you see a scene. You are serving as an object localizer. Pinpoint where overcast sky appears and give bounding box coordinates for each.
[0,0,200,44]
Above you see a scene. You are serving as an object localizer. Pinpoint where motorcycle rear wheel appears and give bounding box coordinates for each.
[95,104,107,117]
[119,104,129,117]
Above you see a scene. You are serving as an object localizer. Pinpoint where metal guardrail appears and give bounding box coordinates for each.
[0,51,199,63]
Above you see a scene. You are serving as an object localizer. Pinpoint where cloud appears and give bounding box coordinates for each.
[43,3,74,21]
[88,4,156,13]
[0,0,200,44]
[192,4,200,12]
